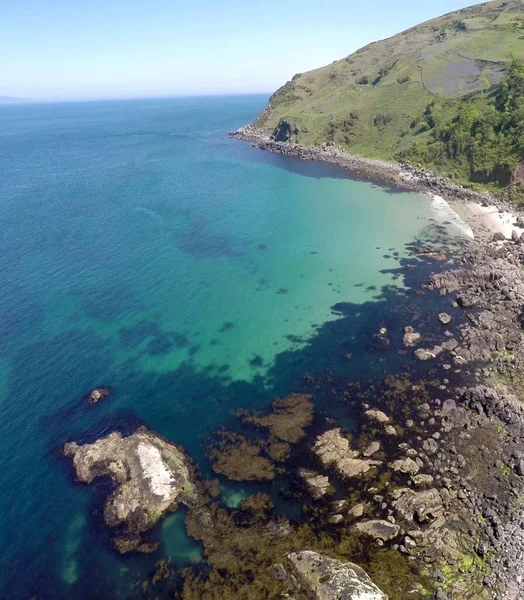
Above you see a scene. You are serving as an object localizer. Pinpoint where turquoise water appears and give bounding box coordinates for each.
[0,96,468,598]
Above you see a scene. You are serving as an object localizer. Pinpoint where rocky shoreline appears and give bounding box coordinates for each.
[229,125,513,211]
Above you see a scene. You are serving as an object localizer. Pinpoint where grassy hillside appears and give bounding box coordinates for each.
[253,0,524,181]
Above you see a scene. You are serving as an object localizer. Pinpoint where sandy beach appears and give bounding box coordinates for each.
[454,201,524,240]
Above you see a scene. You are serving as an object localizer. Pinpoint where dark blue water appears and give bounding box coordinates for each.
[0,96,469,598]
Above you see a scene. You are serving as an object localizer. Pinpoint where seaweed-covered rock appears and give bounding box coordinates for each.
[63,427,200,552]
[237,393,313,443]
[314,429,381,479]
[208,430,275,481]
[288,550,388,599]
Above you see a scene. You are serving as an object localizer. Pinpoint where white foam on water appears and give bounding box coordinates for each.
[430,194,474,239]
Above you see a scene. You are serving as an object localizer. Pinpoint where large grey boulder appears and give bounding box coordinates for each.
[288,550,388,599]
[64,427,200,552]
[354,519,400,541]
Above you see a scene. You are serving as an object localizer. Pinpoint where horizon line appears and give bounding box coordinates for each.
[0,91,273,106]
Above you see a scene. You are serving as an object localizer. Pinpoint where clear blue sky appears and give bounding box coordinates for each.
[2,0,479,101]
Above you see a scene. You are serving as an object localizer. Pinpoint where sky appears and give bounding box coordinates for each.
[2,0,480,101]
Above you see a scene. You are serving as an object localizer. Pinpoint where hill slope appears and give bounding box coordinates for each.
[252,0,524,171]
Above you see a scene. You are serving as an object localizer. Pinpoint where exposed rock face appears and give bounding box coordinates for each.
[314,429,380,479]
[64,427,199,552]
[271,119,298,142]
[354,519,400,541]
[288,550,388,600]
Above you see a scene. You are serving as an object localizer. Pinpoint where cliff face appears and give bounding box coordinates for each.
[252,0,524,160]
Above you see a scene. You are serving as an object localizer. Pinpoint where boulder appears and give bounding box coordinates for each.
[492,232,506,242]
[348,503,366,518]
[363,441,381,457]
[415,347,443,361]
[364,409,390,424]
[299,469,331,499]
[314,429,381,479]
[438,313,452,325]
[354,519,400,541]
[390,458,420,476]
[288,550,388,600]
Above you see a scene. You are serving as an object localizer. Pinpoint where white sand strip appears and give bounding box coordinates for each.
[460,203,524,238]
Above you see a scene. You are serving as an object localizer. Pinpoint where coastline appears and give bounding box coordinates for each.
[230,125,524,242]
[228,126,524,599]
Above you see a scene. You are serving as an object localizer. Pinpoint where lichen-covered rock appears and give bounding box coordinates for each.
[354,519,400,541]
[64,427,200,552]
[314,429,381,479]
[288,550,388,599]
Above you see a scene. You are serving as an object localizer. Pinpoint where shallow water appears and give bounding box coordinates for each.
[0,96,470,598]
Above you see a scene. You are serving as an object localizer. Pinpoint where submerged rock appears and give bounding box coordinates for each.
[403,326,421,347]
[236,393,313,443]
[208,430,275,481]
[288,550,388,600]
[314,429,381,479]
[63,427,200,552]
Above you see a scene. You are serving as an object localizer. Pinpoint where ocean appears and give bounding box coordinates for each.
[0,95,470,598]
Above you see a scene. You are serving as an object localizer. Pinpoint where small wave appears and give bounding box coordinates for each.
[430,194,474,239]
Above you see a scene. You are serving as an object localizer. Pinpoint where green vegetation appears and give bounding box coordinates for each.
[252,0,524,198]
[401,55,524,200]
